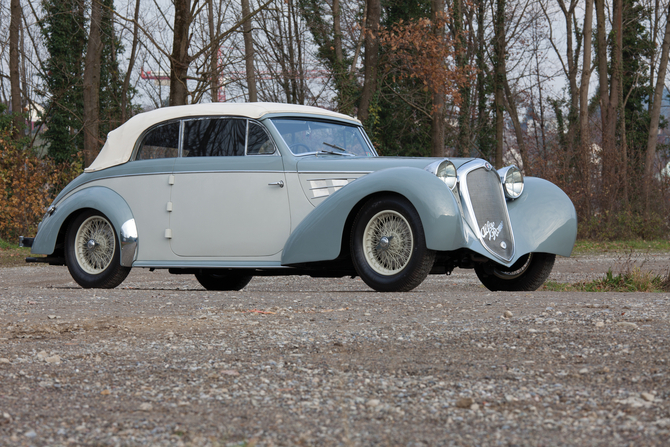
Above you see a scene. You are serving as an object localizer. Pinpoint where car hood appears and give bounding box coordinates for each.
[295,156,475,173]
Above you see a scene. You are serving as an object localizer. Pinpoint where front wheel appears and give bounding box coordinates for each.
[351,196,435,292]
[474,253,555,291]
[195,270,253,291]
[65,211,131,288]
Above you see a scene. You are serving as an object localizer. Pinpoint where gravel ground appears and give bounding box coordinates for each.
[0,253,669,446]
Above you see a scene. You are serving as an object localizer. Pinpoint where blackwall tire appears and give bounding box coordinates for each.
[65,210,131,289]
[195,270,253,291]
[474,253,556,292]
[351,196,435,292]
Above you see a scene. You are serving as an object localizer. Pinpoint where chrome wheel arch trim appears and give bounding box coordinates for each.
[120,218,138,267]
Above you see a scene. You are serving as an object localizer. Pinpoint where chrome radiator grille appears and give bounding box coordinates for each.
[464,167,514,261]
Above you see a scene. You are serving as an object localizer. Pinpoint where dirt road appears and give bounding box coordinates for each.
[0,253,669,446]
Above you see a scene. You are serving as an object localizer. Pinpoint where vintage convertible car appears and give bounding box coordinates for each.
[20,103,576,292]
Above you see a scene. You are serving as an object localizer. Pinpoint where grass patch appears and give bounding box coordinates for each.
[544,268,670,293]
[0,237,31,268]
[573,239,670,254]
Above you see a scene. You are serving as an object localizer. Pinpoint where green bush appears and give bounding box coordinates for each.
[578,210,670,241]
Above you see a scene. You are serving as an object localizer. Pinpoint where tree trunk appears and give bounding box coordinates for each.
[493,0,506,168]
[242,0,257,102]
[208,0,218,102]
[643,9,670,213]
[333,0,343,64]
[170,0,192,106]
[122,0,141,122]
[579,0,594,217]
[452,0,471,157]
[358,0,381,123]
[430,0,446,157]
[83,0,103,167]
[9,0,22,139]
[503,78,529,173]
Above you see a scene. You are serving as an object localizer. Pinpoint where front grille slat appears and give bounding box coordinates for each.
[465,167,514,260]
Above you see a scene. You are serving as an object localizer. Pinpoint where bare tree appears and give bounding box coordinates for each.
[358,0,380,122]
[241,0,257,101]
[431,0,446,157]
[493,0,506,168]
[83,0,104,166]
[169,0,194,106]
[121,0,141,122]
[9,0,22,139]
[579,0,594,216]
[643,9,670,212]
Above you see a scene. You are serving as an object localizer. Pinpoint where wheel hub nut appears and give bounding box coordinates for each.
[379,236,390,250]
[87,239,97,250]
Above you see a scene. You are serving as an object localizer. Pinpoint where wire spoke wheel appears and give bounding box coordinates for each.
[74,216,116,274]
[362,210,413,275]
[351,196,435,292]
[65,210,130,289]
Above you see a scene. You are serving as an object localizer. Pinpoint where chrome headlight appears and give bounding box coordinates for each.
[499,165,524,199]
[425,159,457,191]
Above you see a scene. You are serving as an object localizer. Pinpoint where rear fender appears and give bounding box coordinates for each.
[281,167,463,265]
[31,186,138,266]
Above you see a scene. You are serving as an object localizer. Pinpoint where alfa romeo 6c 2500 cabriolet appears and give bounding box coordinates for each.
[21,103,577,292]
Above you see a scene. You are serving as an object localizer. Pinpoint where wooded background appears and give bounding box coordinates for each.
[1,0,670,241]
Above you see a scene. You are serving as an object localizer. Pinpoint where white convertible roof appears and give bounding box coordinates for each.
[86,102,360,172]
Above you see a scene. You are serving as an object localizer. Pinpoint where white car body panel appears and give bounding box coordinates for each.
[169,171,290,257]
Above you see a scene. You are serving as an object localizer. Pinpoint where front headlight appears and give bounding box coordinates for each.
[499,165,524,199]
[425,160,457,191]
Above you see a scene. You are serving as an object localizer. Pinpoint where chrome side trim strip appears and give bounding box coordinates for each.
[133,261,288,269]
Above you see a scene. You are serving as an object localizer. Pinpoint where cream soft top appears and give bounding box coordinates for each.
[85,102,359,172]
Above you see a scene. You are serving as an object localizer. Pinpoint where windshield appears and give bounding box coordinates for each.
[271,118,377,157]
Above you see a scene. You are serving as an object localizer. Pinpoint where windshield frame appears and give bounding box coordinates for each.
[268,117,378,157]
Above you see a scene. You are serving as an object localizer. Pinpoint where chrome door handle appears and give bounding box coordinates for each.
[268,180,284,188]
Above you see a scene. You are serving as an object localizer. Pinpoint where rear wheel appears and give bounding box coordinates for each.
[65,211,130,289]
[351,196,435,292]
[194,270,253,291]
[474,253,555,291]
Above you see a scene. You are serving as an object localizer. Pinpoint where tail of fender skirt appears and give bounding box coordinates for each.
[463,168,514,261]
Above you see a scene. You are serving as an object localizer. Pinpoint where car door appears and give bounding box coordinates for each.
[169,118,291,257]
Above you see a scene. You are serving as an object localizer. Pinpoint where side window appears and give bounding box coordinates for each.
[247,122,275,155]
[135,122,180,160]
[183,118,245,157]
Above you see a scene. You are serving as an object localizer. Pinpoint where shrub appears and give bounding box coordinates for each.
[578,209,670,241]
[0,131,81,241]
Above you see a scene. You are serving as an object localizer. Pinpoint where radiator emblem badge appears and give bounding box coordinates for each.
[481,221,503,241]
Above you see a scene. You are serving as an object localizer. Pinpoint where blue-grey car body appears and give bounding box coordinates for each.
[25,102,577,291]
[31,186,138,266]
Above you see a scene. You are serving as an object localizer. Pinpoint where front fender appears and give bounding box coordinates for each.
[508,177,577,257]
[31,186,138,266]
[281,167,464,265]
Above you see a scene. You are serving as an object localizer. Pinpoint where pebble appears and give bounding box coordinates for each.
[456,397,474,408]
[24,430,37,438]
[616,322,638,329]
[366,399,380,408]
[595,321,604,327]
[641,393,655,402]
[503,311,513,319]
[579,368,589,374]
[45,355,61,364]
[0,358,10,364]
[139,403,153,411]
